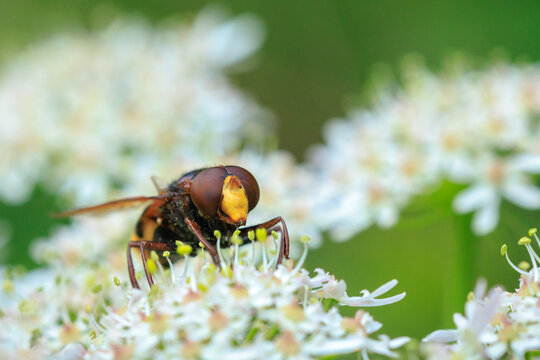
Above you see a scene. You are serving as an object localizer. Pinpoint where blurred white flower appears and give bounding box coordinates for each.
[453,154,540,235]
[422,227,540,359]
[31,212,133,267]
[309,62,540,239]
[0,8,270,205]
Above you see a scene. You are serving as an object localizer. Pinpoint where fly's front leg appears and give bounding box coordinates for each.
[238,216,290,266]
[184,217,221,266]
[127,241,173,289]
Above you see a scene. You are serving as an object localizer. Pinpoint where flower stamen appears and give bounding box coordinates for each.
[501,244,528,275]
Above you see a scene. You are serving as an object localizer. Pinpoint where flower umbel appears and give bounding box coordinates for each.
[309,62,540,239]
[84,236,409,359]
[0,224,408,359]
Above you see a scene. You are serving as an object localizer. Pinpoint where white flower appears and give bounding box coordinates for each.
[0,8,269,206]
[453,154,540,235]
[423,280,503,359]
[308,62,540,239]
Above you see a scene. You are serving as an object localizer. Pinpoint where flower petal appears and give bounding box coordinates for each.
[453,185,495,213]
[504,182,540,209]
[471,198,500,235]
[340,280,406,307]
[423,329,459,343]
[512,154,540,174]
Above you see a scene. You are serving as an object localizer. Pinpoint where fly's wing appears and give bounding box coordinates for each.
[52,196,164,217]
[151,176,170,195]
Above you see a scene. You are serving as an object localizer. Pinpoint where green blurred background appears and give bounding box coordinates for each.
[2,0,540,342]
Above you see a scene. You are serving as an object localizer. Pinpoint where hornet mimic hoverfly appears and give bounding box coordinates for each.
[56,165,290,288]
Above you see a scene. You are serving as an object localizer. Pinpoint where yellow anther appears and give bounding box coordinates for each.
[91,284,103,294]
[272,231,279,240]
[176,240,183,247]
[113,276,121,287]
[500,244,507,256]
[231,230,242,245]
[214,230,222,240]
[151,251,159,261]
[221,265,233,278]
[163,251,170,258]
[248,230,255,241]
[18,300,35,315]
[147,259,157,275]
[199,242,204,248]
[231,235,243,246]
[467,291,474,301]
[3,280,14,293]
[300,235,311,244]
[256,228,267,242]
[518,261,530,271]
[177,244,193,256]
[529,228,538,237]
[518,237,532,245]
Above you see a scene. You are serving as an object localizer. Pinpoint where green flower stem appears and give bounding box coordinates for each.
[443,212,476,328]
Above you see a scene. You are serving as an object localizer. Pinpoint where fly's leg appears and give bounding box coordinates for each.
[127,241,173,289]
[127,242,138,289]
[184,217,221,266]
[238,216,290,266]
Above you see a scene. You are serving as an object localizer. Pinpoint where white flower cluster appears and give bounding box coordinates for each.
[308,62,540,239]
[87,237,408,360]
[422,228,540,359]
[0,218,408,359]
[0,214,134,359]
[0,8,270,206]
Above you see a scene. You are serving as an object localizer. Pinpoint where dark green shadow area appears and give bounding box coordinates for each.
[0,186,67,268]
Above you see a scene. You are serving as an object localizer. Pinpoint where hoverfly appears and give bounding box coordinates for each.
[56,166,290,289]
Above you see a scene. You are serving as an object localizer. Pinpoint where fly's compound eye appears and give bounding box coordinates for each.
[191,167,228,217]
[224,165,260,211]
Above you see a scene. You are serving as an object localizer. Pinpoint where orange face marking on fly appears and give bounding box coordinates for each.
[220,175,248,225]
